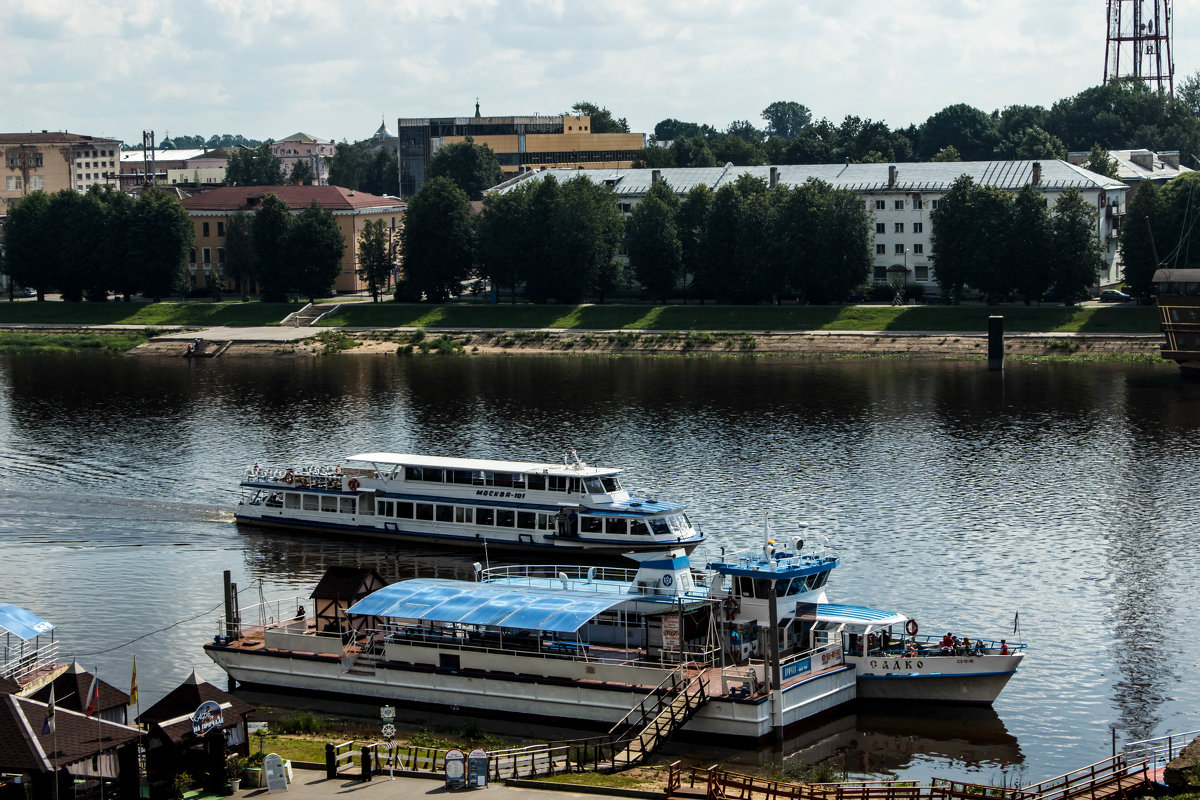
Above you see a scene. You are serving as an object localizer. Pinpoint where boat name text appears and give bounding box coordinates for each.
[476,490,526,499]
[869,659,925,670]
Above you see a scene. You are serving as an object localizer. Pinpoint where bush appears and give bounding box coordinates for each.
[273,710,329,734]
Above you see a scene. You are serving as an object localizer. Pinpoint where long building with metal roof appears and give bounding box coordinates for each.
[491,160,1130,290]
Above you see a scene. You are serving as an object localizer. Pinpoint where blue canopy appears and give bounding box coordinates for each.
[810,603,908,627]
[346,579,630,634]
[0,603,55,640]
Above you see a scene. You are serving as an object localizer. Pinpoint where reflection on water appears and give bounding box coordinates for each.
[0,353,1198,782]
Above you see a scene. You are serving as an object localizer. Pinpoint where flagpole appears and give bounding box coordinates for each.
[95,666,104,800]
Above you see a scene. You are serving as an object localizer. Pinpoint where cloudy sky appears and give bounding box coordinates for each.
[6,0,1200,146]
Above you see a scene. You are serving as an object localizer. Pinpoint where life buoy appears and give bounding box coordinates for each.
[283,471,294,484]
[347,478,360,491]
[723,596,739,622]
[905,619,919,636]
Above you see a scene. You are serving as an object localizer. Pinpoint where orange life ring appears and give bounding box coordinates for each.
[283,471,294,484]
[723,596,739,622]
[347,477,360,491]
[905,619,919,636]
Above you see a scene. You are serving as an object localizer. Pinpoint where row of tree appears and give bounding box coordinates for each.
[930,178,1102,304]
[1,187,193,301]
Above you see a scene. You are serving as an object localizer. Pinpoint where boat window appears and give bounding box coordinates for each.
[569,478,582,493]
[492,472,514,488]
[451,470,474,485]
[396,502,413,519]
[583,478,604,494]
[605,518,628,534]
[517,511,536,529]
[527,474,546,491]
[537,513,553,530]
[303,495,319,511]
[778,579,794,596]
[601,476,621,492]
[810,571,829,589]
[455,507,474,524]
[404,466,422,481]
[415,503,433,521]
[477,508,494,525]
[359,497,374,515]
[547,476,567,492]
[649,518,671,536]
[321,496,338,513]
[753,579,772,599]
[496,509,515,527]
[512,473,526,489]
[285,494,301,509]
[580,516,603,533]
[339,497,355,514]
[631,520,650,536]
[425,468,444,483]
[435,505,453,523]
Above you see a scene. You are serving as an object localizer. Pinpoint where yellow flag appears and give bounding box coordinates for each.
[129,656,138,706]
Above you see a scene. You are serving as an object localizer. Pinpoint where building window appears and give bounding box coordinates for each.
[875,200,885,210]
[894,223,904,233]
[875,222,886,234]
[217,221,225,236]
[30,176,44,190]
[873,266,887,282]
[931,200,940,210]
[876,244,886,255]
[189,248,196,264]
[894,244,905,255]
[913,198,923,210]
[202,222,210,236]
[30,153,43,168]
[913,244,924,254]
[218,247,225,263]
[5,155,18,168]
[913,222,923,234]
[894,200,904,210]
[5,176,21,190]
[915,266,930,281]
[202,247,211,264]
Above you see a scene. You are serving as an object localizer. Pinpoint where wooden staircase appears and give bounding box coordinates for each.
[605,668,709,770]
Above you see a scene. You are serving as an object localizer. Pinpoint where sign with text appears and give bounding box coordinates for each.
[264,753,288,793]
[190,700,224,737]
[661,616,680,649]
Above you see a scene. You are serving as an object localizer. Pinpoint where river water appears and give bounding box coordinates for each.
[1,351,1197,784]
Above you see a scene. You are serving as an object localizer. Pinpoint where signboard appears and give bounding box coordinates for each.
[661,616,680,649]
[781,657,812,681]
[445,748,465,790]
[190,700,224,737]
[263,753,288,793]
[468,748,488,788]
[380,705,396,720]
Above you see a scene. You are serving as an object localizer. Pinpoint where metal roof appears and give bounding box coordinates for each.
[348,452,621,477]
[0,604,55,640]
[346,578,630,633]
[811,603,908,627]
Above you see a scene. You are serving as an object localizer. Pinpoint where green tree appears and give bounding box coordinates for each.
[570,102,629,133]
[85,186,134,302]
[761,101,812,139]
[930,145,962,162]
[632,143,675,169]
[521,176,563,302]
[327,140,373,190]
[1048,188,1102,304]
[1009,185,1054,304]
[1,191,53,299]
[918,103,999,160]
[551,175,624,303]
[428,137,503,201]
[1085,144,1120,179]
[47,190,101,301]
[677,184,714,302]
[399,176,474,303]
[286,201,346,303]
[129,187,194,301]
[699,184,743,301]
[1179,70,1200,117]
[930,175,981,303]
[1006,126,1067,160]
[477,185,532,302]
[711,135,765,166]
[364,148,399,196]
[627,180,683,301]
[1119,180,1163,301]
[288,158,315,185]
[672,136,716,168]
[226,143,284,186]
[222,213,257,295]
[357,218,394,302]
[252,194,294,301]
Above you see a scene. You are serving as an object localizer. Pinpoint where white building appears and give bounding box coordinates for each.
[492,160,1128,292]
[270,132,335,186]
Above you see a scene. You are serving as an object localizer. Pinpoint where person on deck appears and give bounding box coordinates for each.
[940,632,954,650]
[999,639,1009,655]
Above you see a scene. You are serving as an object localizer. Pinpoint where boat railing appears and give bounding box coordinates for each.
[219,597,310,639]
[483,564,641,584]
[242,465,349,489]
[869,634,1026,658]
[1123,728,1200,769]
[0,639,60,683]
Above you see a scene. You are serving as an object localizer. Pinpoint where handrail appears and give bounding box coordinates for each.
[607,666,686,734]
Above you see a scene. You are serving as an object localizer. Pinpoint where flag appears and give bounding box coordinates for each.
[1012,611,1020,634]
[128,657,138,707]
[85,673,100,717]
[41,686,55,735]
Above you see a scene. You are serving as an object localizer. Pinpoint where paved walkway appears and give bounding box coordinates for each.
[234,770,625,800]
[155,325,318,342]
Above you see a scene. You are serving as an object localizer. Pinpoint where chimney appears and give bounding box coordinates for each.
[1129,149,1154,170]
[769,166,778,188]
[888,165,897,187]
[1031,162,1041,186]
[1066,151,1089,166]
[1162,150,1180,169]
[651,169,661,184]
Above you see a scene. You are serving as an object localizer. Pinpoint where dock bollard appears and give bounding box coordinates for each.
[988,315,1004,370]
[326,743,336,780]
[361,744,373,781]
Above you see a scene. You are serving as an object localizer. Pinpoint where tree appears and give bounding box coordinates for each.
[930,145,962,162]
[129,187,193,301]
[286,201,345,303]
[357,219,394,302]
[627,180,683,301]
[222,213,257,296]
[930,175,981,303]
[399,176,474,303]
[699,184,743,301]
[46,190,100,301]
[364,148,399,196]
[1048,188,1102,304]
[551,175,624,303]
[677,184,714,302]
[427,137,503,201]
[1009,185,1054,304]
[570,102,629,133]
[654,119,705,141]
[1005,126,1067,160]
[226,143,283,186]
[1119,180,1163,301]
[288,158,315,185]
[725,120,764,145]
[761,101,812,139]
[1179,70,1200,117]
[1085,144,1120,179]
[86,186,134,302]
[671,136,716,168]
[521,176,563,302]
[632,143,675,169]
[252,194,294,302]
[711,135,765,166]
[327,140,373,190]
[1,191,53,299]
[478,186,532,302]
[918,103,999,160]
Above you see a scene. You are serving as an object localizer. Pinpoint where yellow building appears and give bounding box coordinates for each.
[397,113,645,196]
[179,186,404,294]
[1,131,122,212]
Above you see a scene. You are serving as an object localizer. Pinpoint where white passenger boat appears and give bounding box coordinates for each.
[236,451,705,554]
[707,522,1026,704]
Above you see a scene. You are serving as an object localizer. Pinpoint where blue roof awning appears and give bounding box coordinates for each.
[0,604,55,640]
[346,579,630,634]
[810,603,908,627]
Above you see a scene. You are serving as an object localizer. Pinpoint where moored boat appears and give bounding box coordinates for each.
[1153,268,1200,375]
[236,451,706,554]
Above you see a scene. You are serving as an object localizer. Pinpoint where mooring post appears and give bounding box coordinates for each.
[988,315,1004,371]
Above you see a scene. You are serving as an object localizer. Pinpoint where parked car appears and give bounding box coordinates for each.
[1099,289,1133,303]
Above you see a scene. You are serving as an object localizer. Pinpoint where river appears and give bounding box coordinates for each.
[0,351,1196,784]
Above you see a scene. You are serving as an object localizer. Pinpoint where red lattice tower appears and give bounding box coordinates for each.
[1105,0,1175,93]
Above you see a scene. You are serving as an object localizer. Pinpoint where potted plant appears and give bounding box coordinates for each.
[226,755,248,793]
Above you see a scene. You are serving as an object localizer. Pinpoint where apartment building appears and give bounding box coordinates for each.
[0,131,122,211]
[270,133,335,185]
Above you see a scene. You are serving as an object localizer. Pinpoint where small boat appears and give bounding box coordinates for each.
[0,603,67,696]
[706,520,1025,704]
[235,451,706,554]
[1153,268,1200,375]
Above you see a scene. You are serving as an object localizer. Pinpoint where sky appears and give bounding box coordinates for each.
[5,0,1200,147]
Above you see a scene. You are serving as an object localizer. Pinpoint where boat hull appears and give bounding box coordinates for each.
[847,654,1022,704]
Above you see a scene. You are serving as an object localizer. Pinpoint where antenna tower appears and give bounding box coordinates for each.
[1104,0,1174,94]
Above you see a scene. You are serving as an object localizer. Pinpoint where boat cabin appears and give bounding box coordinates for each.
[1154,268,1200,371]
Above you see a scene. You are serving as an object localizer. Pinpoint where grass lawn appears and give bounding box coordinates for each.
[0,331,151,353]
[0,301,301,326]
[321,302,1161,334]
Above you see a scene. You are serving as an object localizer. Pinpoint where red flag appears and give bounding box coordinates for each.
[85,674,100,717]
